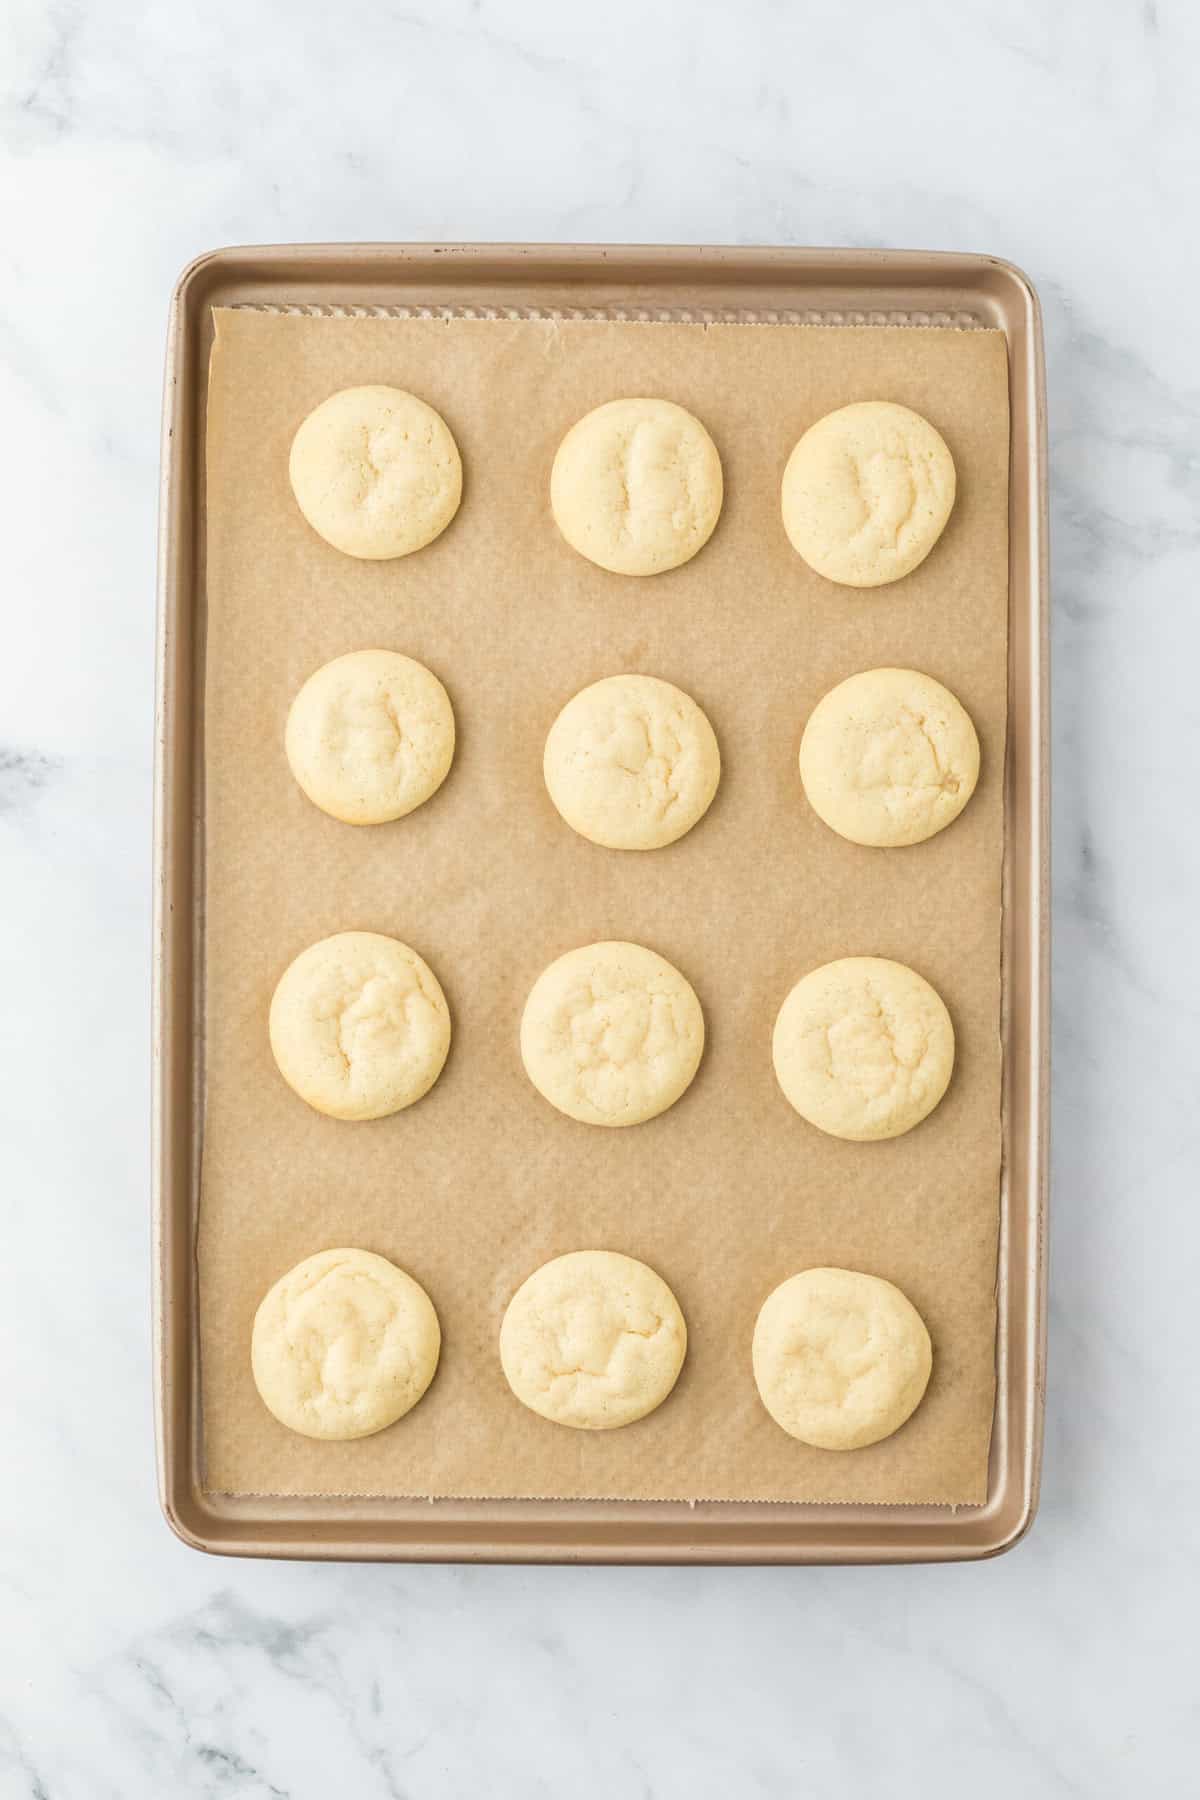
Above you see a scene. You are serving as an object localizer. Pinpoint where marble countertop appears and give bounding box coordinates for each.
[4,1,1197,1793]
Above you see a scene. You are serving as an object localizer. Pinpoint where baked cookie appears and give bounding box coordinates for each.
[752,1267,932,1450]
[251,1248,440,1440]
[799,667,980,847]
[772,956,953,1141]
[285,649,455,826]
[500,1250,687,1429]
[543,673,720,850]
[781,401,956,587]
[520,940,704,1126]
[288,385,462,559]
[550,397,723,575]
[269,931,451,1121]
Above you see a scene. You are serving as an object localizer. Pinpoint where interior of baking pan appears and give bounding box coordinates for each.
[153,244,1047,1563]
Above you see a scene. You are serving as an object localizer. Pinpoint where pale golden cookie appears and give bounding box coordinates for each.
[772,956,954,1141]
[269,931,451,1121]
[550,398,723,576]
[251,1248,440,1440]
[543,673,720,850]
[520,940,704,1127]
[500,1250,687,1429]
[288,385,462,559]
[799,667,980,847]
[285,649,455,826]
[781,401,956,587]
[753,1267,932,1449]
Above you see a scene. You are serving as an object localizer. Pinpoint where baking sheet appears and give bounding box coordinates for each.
[201,307,1008,1504]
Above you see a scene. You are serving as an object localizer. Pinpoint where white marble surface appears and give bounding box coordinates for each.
[3,0,1198,1792]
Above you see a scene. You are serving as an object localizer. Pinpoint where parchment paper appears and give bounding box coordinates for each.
[201,308,1008,1503]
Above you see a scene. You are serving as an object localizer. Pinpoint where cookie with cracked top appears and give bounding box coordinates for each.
[252,1248,440,1439]
[520,940,704,1127]
[543,672,720,851]
[772,956,954,1140]
[550,397,723,576]
[500,1250,687,1429]
[269,931,451,1121]
[285,649,455,826]
[799,667,979,847]
[288,384,462,560]
[781,400,955,587]
[753,1267,932,1449]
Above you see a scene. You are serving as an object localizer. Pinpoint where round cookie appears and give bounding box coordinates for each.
[799,667,980,847]
[500,1250,687,1429]
[543,673,720,850]
[772,956,954,1141]
[752,1267,932,1450]
[251,1248,440,1440]
[520,940,704,1127]
[550,397,723,576]
[781,401,956,587]
[288,385,462,560]
[269,931,451,1121]
[285,649,455,826]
